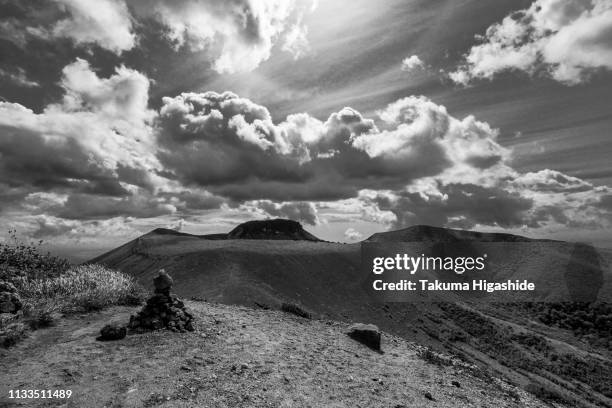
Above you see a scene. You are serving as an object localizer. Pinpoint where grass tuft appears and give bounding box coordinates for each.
[14,264,147,315]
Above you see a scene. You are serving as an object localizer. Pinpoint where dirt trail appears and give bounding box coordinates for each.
[1,302,550,408]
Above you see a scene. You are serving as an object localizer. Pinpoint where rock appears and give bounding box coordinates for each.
[153,269,173,295]
[424,391,435,401]
[347,323,381,351]
[452,380,461,388]
[128,271,194,333]
[0,281,22,314]
[97,324,127,341]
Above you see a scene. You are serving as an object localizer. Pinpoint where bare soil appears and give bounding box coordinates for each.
[0,301,549,408]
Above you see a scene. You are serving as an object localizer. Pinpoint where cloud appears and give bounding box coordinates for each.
[53,194,175,220]
[156,92,507,202]
[364,168,612,231]
[0,58,609,240]
[371,184,534,230]
[131,0,316,73]
[451,0,612,85]
[27,214,139,242]
[0,67,40,88]
[344,227,363,241]
[0,59,157,197]
[52,0,136,53]
[255,200,319,225]
[401,55,425,72]
[3,0,314,72]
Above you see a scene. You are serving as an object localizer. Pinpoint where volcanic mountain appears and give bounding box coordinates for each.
[90,220,612,406]
[91,221,610,305]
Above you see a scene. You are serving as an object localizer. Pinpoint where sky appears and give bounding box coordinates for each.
[0,0,611,261]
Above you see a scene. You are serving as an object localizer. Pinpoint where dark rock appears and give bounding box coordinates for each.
[452,380,460,388]
[97,324,127,341]
[424,392,435,401]
[153,269,173,295]
[228,219,321,241]
[347,323,381,351]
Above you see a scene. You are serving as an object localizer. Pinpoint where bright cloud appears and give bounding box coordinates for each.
[130,0,316,73]
[52,0,136,53]
[401,55,425,72]
[451,0,612,85]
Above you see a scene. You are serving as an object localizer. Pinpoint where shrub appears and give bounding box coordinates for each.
[525,382,570,404]
[14,264,147,315]
[281,302,312,319]
[0,322,27,348]
[0,229,70,280]
[417,347,453,366]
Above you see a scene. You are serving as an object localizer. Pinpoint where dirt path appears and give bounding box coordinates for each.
[1,301,549,407]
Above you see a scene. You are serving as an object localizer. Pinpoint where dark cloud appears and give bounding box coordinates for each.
[156,92,504,202]
[373,183,534,229]
[596,195,612,211]
[256,200,318,225]
[160,190,226,212]
[55,194,174,220]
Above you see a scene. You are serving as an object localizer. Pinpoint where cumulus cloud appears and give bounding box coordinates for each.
[344,227,363,241]
[0,58,184,226]
[401,55,425,72]
[1,59,610,241]
[5,0,314,72]
[254,200,319,225]
[156,92,507,202]
[451,0,612,85]
[0,59,157,198]
[131,0,316,73]
[52,0,136,53]
[371,184,534,230]
[364,168,612,231]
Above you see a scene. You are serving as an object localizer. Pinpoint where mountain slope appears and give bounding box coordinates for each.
[0,301,551,408]
[366,225,556,243]
[89,222,612,407]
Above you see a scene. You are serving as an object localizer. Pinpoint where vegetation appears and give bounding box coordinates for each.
[14,264,146,316]
[281,302,312,319]
[0,229,70,280]
[519,301,612,350]
[417,347,454,366]
[1,231,146,347]
[438,302,612,401]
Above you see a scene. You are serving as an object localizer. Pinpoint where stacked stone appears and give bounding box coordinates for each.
[128,270,195,333]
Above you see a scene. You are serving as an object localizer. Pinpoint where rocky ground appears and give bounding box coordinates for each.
[1,301,556,408]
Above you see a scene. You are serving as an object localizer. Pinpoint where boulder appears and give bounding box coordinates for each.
[97,323,127,341]
[0,280,22,314]
[347,323,381,351]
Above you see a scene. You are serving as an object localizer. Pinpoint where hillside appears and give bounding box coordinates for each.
[89,222,612,407]
[0,301,550,408]
[366,225,555,243]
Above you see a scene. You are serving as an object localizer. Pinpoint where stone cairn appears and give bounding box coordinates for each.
[128,270,195,333]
